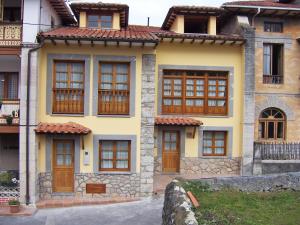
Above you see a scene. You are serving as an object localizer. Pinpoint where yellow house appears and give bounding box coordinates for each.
[35,2,246,201]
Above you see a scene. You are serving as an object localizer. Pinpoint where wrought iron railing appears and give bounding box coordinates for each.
[254,142,300,160]
[0,22,22,46]
[263,75,283,84]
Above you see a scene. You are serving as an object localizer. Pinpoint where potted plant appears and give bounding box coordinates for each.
[8,199,20,213]
[5,115,13,125]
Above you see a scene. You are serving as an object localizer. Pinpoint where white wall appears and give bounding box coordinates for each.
[22,0,62,44]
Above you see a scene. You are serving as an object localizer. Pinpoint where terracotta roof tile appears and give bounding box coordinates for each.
[155,117,203,126]
[38,26,160,43]
[223,1,300,9]
[35,122,91,135]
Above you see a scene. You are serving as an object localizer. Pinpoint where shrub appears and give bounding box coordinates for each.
[8,199,20,206]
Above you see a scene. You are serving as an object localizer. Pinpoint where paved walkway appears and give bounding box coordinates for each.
[0,197,164,225]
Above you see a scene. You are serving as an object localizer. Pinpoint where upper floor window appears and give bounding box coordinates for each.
[1,0,22,22]
[264,22,283,33]
[0,73,18,100]
[87,15,112,29]
[184,16,208,33]
[259,108,286,140]
[98,63,130,115]
[203,131,227,156]
[52,61,85,114]
[99,140,130,171]
[162,70,228,115]
[263,43,283,84]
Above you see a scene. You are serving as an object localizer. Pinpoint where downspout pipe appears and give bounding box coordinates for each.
[25,42,43,205]
[252,7,261,27]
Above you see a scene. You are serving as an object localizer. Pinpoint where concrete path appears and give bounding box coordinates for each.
[0,197,163,225]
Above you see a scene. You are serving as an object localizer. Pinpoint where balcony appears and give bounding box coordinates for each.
[254,142,300,160]
[0,22,22,47]
[263,75,283,84]
[0,100,19,133]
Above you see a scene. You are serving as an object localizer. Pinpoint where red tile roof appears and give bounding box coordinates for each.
[35,122,91,135]
[155,117,203,126]
[38,26,160,43]
[223,1,300,9]
[38,25,244,43]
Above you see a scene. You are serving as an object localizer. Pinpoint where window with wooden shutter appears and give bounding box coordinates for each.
[52,61,85,114]
[98,62,130,115]
[99,140,130,171]
[0,73,18,100]
[162,70,228,115]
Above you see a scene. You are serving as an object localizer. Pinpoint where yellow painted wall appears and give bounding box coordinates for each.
[155,43,244,158]
[113,13,120,30]
[208,16,217,35]
[79,12,86,28]
[37,44,155,173]
[170,15,184,33]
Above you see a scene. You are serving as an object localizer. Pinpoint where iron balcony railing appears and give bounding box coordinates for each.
[254,142,300,160]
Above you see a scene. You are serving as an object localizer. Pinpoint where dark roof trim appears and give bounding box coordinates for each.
[48,0,76,24]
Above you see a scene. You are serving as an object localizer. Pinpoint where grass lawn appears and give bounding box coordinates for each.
[183,181,300,225]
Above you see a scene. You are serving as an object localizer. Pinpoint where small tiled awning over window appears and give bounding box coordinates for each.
[155,117,203,126]
[35,122,91,135]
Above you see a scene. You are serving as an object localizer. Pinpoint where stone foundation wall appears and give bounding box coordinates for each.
[39,173,140,200]
[201,172,300,192]
[155,157,241,176]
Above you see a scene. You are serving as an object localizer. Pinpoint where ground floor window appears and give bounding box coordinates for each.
[203,131,227,156]
[99,140,130,171]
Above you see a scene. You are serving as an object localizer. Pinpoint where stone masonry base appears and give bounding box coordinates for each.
[39,173,140,200]
[155,157,241,176]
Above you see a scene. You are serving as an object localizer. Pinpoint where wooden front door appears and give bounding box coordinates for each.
[162,131,180,173]
[53,140,74,193]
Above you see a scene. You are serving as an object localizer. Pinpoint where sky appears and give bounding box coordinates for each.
[70,0,231,26]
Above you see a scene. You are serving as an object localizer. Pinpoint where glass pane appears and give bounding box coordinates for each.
[88,15,98,27]
[186,99,194,106]
[102,141,113,151]
[116,160,128,169]
[215,132,225,139]
[173,99,182,105]
[174,91,182,96]
[102,151,113,159]
[116,84,128,90]
[208,92,216,97]
[164,133,170,142]
[219,80,226,86]
[163,99,172,106]
[208,80,216,85]
[260,122,265,139]
[208,86,216,91]
[208,100,217,106]
[217,100,226,107]
[101,74,113,83]
[71,73,83,82]
[72,63,83,73]
[101,160,113,169]
[7,74,18,99]
[186,91,194,97]
[196,91,204,97]
[277,122,284,139]
[56,143,64,154]
[164,142,170,151]
[215,148,225,155]
[203,147,212,154]
[196,80,204,85]
[171,143,177,150]
[216,140,225,147]
[101,83,112,90]
[268,122,275,138]
[171,133,177,141]
[263,45,271,75]
[56,63,67,72]
[101,64,113,73]
[117,151,128,160]
[56,155,64,166]
[116,64,128,74]
[204,132,213,139]
[117,141,128,151]
[116,74,128,83]
[65,155,72,166]
[195,100,204,106]
[204,140,212,147]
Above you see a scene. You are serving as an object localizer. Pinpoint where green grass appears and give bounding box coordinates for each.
[182,181,300,225]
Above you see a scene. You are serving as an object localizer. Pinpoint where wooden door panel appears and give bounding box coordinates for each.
[53,140,74,193]
[162,131,180,173]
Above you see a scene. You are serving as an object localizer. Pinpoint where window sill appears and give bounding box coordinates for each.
[96,115,132,118]
[199,156,231,159]
[95,171,134,175]
[50,114,85,117]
